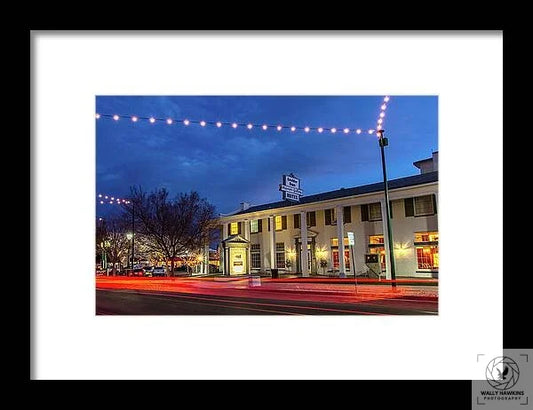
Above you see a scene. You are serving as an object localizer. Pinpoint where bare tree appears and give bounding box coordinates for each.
[126,187,216,276]
[103,216,131,276]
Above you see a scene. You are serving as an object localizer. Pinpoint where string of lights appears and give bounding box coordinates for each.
[95,96,390,136]
[97,193,130,205]
[375,95,390,132]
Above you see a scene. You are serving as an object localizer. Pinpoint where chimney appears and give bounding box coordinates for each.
[413,151,438,174]
[431,151,438,172]
[240,202,250,211]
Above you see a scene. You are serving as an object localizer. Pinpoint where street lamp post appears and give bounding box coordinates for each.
[376,129,397,288]
[126,232,133,270]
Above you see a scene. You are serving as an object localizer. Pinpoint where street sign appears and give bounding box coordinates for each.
[347,231,355,246]
[279,173,302,202]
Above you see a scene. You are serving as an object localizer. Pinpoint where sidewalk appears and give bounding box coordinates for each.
[231,276,439,301]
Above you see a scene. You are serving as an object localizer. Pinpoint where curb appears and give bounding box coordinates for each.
[244,286,438,301]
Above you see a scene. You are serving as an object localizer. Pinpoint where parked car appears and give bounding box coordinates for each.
[126,268,145,277]
[143,266,154,277]
[152,266,166,277]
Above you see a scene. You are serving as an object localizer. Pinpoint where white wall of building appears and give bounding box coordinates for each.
[219,181,438,277]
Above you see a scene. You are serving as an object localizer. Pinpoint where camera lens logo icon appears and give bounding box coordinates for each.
[486,356,520,390]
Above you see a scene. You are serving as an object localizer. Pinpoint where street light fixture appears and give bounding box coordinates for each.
[376,129,397,288]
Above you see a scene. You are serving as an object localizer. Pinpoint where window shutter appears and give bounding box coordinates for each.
[294,214,300,229]
[238,222,242,235]
[282,215,287,230]
[404,198,414,217]
[325,209,332,225]
[258,219,262,232]
[432,194,437,214]
[228,223,231,235]
[389,201,393,219]
[343,206,351,223]
[361,204,369,221]
[267,218,270,231]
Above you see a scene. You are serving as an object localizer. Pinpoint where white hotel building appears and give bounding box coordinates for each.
[217,152,438,279]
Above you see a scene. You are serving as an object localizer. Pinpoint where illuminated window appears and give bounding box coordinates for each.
[331,238,350,270]
[414,231,439,271]
[251,244,261,269]
[230,222,239,235]
[275,216,283,231]
[369,235,384,245]
[250,219,262,234]
[368,235,385,271]
[416,246,439,270]
[414,231,438,242]
[275,242,285,268]
[331,238,349,247]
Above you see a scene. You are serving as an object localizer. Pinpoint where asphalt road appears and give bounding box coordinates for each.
[96,289,437,315]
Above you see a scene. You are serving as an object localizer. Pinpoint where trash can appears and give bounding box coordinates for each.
[271,269,279,278]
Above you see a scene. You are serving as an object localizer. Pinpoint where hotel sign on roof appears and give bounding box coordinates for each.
[279,174,302,202]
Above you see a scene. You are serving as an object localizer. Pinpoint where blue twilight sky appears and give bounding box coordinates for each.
[96,96,438,217]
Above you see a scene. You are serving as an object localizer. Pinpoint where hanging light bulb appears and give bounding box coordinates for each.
[232,123,238,128]
[216,121,222,128]
[247,123,253,129]
[290,126,296,132]
[384,96,390,102]
[149,117,156,124]
[277,125,282,131]
[200,121,206,127]
[304,126,310,133]
[95,113,101,119]
[378,118,383,124]
[356,129,362,134]
[166,118,173,125]
[368,129,374,134]
[100,201,104,204]
[113,115,119,121]
[331,128,337,133]
[343,128,349,134]
[381,104,387,110]
[379,112,385,118]
[318,127,323,133]
[262,124,268,130]
[184,119,190,125]
[98,194,102,198]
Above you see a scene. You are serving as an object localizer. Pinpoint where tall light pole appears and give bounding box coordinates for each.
[126,232,133,269]
[376,129,397,288]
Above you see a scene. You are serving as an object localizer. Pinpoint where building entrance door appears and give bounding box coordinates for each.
[295,236,316,274]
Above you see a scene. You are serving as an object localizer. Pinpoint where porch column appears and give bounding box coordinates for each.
[381,199,392,280]
[300,211,309,277]
[221,223,228,275]
[244,219,250,274]
[268,215,276,271]
[336,205,346,278]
